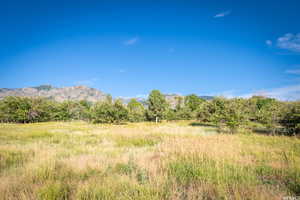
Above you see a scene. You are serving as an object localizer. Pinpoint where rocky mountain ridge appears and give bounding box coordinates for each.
[0,85,108,102]
[0,85,214,105]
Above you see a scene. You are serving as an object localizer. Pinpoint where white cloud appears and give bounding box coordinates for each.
[250,85,300,101]
[118,69,126,73]
[123,37,139,46]
[208,85,300,101]
[266,40,272,46]
[277,33,300,53]
[75,78,99,86]
[286,69,300,75]
[216,90,237,98]
[135,94,148,99]
[214,10,231,18]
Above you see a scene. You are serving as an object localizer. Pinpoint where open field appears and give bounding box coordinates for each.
[0,121,299,200]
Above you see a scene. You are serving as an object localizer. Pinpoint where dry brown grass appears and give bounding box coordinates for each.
[0,121,299,200]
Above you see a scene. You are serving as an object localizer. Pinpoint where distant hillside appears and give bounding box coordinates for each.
[0,85,214,104]
[199,96,214,100]
[0,85,108,102]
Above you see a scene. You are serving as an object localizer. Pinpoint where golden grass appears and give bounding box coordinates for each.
[0,121,299,200]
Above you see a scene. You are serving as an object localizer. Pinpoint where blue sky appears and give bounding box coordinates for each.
[0,0,300,100]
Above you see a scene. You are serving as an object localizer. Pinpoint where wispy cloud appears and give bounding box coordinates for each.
[286,69,300,75]
[118,69,126,73]
[75,78,99,86]
[208,84,300,101]
[277,33,300,53]
[266,40,272,46]
[250,85,300,101]
[123,37,139,46]
[214,10,231,18]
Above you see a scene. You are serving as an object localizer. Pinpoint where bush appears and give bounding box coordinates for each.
[91,99,128,124]
[127,99,145,122]
[281,102,300,135]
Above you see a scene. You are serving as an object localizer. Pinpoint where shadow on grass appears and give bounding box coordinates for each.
[113,122,128,125]
[252,127,291,136]
[189,122,217,128]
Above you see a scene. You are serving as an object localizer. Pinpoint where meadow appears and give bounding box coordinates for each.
[0,121,299,200]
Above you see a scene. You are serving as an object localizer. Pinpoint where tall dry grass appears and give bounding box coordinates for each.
[0,121,299,200]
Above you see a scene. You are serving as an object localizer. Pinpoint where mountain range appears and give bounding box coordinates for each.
[0,85,214,105]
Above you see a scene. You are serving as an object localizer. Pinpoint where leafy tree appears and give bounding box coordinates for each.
[223,98,248,133]
[113,99,129,124]
[127,99,145,122]
[91,99,128,124]
[209,97,227,127]
[164,96,193,120]
[281,102,300,135]
[184,94,204,112]
[196,101,213,123]
[165,108,177,121]
[55,101,74,121]
[146,90,168,123]
[0,96,58,123]
[0,96,31,123]
[256,98,283,135]
[175,96,184,111]
[78,100,92,121]
[91,101,114,123]
[27,98,55,122]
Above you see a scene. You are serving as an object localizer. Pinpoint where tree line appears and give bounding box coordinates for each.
[0,90,299,135]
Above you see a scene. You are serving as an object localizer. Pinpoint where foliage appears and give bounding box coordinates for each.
[1,91,300,135]
[146,90,168,122]
[196,101,214,122]
[256,98,283,134]
[91,99,128,124]
[184,94,204,112]
[222,98,249,133]
[281,101,300,135]
[127,99,145,122]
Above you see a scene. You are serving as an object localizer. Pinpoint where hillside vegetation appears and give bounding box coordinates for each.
[1,89,300,136]
[0,121,299,200]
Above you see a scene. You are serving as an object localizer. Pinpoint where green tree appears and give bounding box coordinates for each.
[210,97,227,127]
[127,99,145,122]
[256,98,283,135]
[281,101,300,135]
[196,101,213,123]
[91,99,128,124]
[223,98,248,133]
[113,99,129,124]
[0,96,32,123]
[146,90,168,123]
[184,94,204,112]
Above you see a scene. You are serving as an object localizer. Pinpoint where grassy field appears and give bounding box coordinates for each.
[0,121,299,200]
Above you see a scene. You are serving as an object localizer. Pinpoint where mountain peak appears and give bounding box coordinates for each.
[0,85,107,102]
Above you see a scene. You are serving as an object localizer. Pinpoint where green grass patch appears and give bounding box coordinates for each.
[255,164,300,195]
[0,149,33,173]
[113,160,149,184]
[114,135,161,147]
[38,182,71,200]
[76,177,162,200]
[32,161,77,183]
[168,155,258,186]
